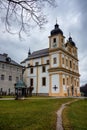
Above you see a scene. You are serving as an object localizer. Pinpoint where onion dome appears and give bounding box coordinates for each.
[68,36,76,46]
[51,23,63,36]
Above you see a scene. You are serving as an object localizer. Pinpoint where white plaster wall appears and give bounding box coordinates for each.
[62,54,65,68]
[28,67,37,76]
[51,53,59,67]
[51,36,59,48]
[38,65,49,93]
[43,56,49,64]
[27,76,37,93]
[27,67,37,93]
[51,74,60,93]
[33,58,41,66]
[62,74,67,92]
[26,65,50,94]
[66,57,68,69]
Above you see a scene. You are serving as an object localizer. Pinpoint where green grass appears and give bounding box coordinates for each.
[0,98,73,130]
[63,99,87,130]
[0,95,15,98]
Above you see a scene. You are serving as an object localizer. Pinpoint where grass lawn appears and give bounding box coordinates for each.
[0,95,15,98]
[63,99,87,130]
[0,98,73,130]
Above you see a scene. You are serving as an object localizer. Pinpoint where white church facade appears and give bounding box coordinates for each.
[21,23,80,96]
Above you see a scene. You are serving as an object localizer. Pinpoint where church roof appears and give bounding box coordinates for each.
[21,48,49,63]
[0,53,22,67]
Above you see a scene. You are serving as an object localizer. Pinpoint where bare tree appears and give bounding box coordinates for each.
[0,0,56,37]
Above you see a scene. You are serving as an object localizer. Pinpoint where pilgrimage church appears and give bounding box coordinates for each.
[21,23,80,96]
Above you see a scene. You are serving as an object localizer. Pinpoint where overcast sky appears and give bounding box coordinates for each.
[0,0,87,86]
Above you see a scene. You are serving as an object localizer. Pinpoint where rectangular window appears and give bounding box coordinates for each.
[66,59,68,66]
[74,80,76,86]
[53,38,56,43]
[47,60,49,64]
[16,77,19,82]
[67,78,69,85]
[30,68,33,74]
[28,64,30,67]
[73,63,75,69]
[42,66,46,73]
[62,57,64,64]
[61,38,63,43]
[70,61,72,68]
[76,65,78,70]
[42,77,46,86]
[35,62,39,66]
[1,75,5,80]
[63,78,65,85]
[77,81,79,87]
[53,57,57,64]
[20,75,22,80]
[30,78,33,86]
[2,64,4,69]
[1,88,3,92]
[9,76,12,81]
[68,47,71,52]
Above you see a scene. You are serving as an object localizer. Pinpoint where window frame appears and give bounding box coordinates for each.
[42,77,46,86]
[63,78,65,85]
[1,74,5,80]
[30,68,33,74]
[53,38,56,43]
[47,60,49,64]
[70,60,72,68]
[30,78,33,86]
[53,57,57,64]
[16,77,19,82]
[9,76,12,81]
[42,66,46,73]
[35,62,39,66]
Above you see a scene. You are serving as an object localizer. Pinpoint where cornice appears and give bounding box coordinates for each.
[48,67,80,77]
[49,47,78,61]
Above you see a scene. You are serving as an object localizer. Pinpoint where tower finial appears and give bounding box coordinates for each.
[56,18,57,24]
[69,32,72,42]
[69,32,71,37]
[28,48,31,57]
[55,17,59,29]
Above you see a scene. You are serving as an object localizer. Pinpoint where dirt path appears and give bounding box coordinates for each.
[56,99,79,130]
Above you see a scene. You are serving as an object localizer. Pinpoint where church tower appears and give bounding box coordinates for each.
[48,23,80,96]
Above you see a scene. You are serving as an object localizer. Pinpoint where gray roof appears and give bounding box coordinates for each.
[21,48,49,63]
[0,53,22,67]
[15,80,26,88]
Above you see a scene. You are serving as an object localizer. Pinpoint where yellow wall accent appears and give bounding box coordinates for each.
[36,66,38,95]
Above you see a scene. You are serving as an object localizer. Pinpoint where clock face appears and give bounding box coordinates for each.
[53,42,57,48]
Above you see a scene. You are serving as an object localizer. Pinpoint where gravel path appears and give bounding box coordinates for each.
[56,99,79,130]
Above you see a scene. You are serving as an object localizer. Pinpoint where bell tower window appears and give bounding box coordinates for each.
[53,57,57,64]
[53,38,56,43]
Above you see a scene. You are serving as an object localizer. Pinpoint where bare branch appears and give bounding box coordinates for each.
[0,0,56,38]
